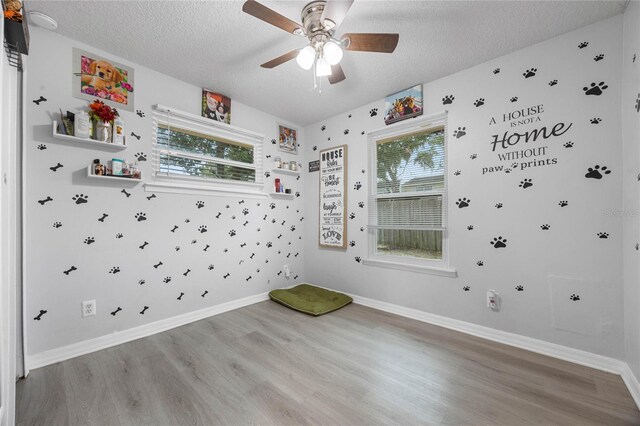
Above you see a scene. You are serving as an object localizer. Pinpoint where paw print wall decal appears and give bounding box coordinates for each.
[463,286,470,291]
[135,212,147,222]
[198,225,208,233]
[136,110,145,118]
[519,178,533,189]
[196,200,205,209]
[635,94,640,113]
[442,95,454,105]
[585,165,611,179]
[474,98,485,107]
[456,198,470,208]
[453,127,466,139]
[490,236,507,248]
[515,285,524,292]
[578,41,589,49]
[591,118,602,124]
[583,82,608,96]
[493,68,501,74]
[510,97,518,102]
[559,200,568,207]
[354,182,362,190]
[540,224,551,230]
[564,142,574,148]
[369,108,378,117]
[72,194,88,204]
[597,232,609,239]
[37,144,47,150]
[594,54,604,62]
[548,80,558,86]
[135,152,147,161]
[523,68,537,78]
[569,294,581,301]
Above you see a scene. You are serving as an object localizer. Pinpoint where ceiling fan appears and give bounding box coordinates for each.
[242,0,399,85]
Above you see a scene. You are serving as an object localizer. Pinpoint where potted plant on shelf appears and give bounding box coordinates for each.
[88,99,118,143]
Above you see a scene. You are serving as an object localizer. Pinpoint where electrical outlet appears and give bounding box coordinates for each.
[82,300,96,317]
[284,264,290,278]
[486,290,500,311]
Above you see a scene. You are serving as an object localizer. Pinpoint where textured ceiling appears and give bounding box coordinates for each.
[27,0,627,125]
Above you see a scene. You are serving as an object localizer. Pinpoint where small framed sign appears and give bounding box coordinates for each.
[319,145,348,249]
[309,160,320,172]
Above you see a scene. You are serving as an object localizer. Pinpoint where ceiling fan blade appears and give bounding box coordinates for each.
[328,64,346,84]
[342,33,399,53]
[261,49,300,68]
[242,0,304,35]
[321,0,354,31]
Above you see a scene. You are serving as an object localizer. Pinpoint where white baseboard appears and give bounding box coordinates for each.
[620,363,640,409]
[27,291,270,370]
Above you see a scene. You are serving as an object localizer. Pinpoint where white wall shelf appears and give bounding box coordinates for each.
[52,121,127,151]
[268,192,294,198]
[86,166,142,184]
[272,168,300,176]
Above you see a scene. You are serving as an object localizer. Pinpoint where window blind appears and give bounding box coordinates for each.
[151,106,262,185]
[369,124,447,232]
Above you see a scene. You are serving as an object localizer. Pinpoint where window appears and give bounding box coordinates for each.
[148,105,264,197]
[366,112,455,276]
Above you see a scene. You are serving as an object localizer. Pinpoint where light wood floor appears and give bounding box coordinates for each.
[17,301,640,425]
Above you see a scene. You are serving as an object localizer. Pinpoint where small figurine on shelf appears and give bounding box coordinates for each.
[88,99,118,143]
[93,159,104,176]
[3,0,23,22]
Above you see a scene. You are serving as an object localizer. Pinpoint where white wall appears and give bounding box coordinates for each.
[24,28,306,361]
[622,0,640,380]
[303,16,625,359]
[0,15,19,426]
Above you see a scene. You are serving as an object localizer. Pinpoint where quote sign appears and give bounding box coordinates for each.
[319,145,348,248]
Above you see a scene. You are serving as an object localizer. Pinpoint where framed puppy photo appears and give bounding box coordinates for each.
[278,124,298,155]
[72,48,135,111]
[202,89,231,124]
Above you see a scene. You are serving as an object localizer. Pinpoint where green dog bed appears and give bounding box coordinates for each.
[269,284,352,316]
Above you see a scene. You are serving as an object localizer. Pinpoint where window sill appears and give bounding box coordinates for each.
[145,177,267,199]
[362,257,457,277]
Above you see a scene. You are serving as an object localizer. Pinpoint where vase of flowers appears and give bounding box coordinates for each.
[88,100,119,143]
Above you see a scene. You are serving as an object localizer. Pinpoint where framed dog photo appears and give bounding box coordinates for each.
[72,48,135,111]
[202,89,231,124]
[278,124,298,155]
[384,84,423,125]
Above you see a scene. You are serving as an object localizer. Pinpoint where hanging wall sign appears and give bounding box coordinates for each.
[309,160,320,172]
[319,145,348,249]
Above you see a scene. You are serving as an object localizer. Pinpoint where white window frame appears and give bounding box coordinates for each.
[363,111,457,277]
[145,104,266,199]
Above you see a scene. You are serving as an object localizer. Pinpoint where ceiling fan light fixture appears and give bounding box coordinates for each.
[296,45,316,70]
[323,40,343,65]
[316,57,332,77]
[292,27,305,36]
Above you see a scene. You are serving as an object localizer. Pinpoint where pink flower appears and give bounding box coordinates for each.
[96,89,109,99]
[82,86,96,95]
[120,82,133,92]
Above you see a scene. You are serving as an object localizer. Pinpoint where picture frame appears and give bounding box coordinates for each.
[384,84,423,125]
[319,145,348,249]
[277,124,298,155]
[72,48,135,111]
[202,89,231,124]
